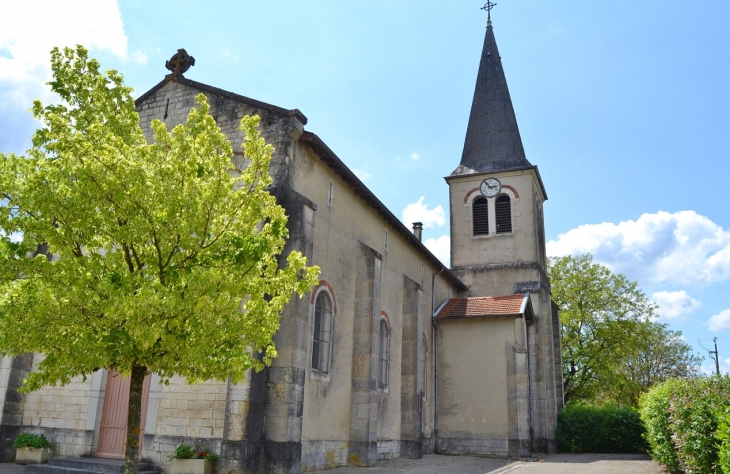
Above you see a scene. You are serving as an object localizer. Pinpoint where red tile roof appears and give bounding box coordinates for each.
[436,294,527,320]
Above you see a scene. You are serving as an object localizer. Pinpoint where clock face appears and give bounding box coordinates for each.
[480,178,501,198]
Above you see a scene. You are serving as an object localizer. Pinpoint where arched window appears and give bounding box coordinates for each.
[312,292,333,373]
[378,319,390,388]
[496,195,512,234]
[473,197,489,235]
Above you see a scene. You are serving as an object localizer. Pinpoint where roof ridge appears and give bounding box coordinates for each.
[135,77,308,125]
[299,132,468,292]
[453,293,524,300]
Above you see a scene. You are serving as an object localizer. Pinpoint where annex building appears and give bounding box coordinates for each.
[0,16,563,474]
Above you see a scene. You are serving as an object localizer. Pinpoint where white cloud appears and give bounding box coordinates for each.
[0,0,129,106]
[402,197,445,229]
[707,309,730,332]
[547,211,730,285]
[131,50,148,65]
[424,235,450,266]
[221,49,237,60]
[652,290,701,319]
[410,153,421,161]
[352,168,371,181]
[548,22,567,34]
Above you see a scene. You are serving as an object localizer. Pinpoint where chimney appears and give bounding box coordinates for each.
[412,222,423,242]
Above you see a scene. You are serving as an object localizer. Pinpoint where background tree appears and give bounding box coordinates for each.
[608,322,702,407]
[548,254,700,406]
[0,46,319,474]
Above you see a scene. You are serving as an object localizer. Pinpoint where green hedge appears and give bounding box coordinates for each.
[639,376,730,474]
[557,405,647,453]
[718,407,730,474]
[638,378,683,473]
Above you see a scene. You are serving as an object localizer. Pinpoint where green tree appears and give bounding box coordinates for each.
[548,254,699,406]
[0,46,319,474]
[609,322,701,407]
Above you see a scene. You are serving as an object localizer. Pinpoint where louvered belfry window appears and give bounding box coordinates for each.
[473,197,489,235]
[312,292,333,373]
[496,195,512,234]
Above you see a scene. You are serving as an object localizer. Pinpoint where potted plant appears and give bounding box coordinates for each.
[169,445,218,474]
[14,433,51,464]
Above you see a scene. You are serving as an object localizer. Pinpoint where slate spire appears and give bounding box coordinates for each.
[452,22,532,176]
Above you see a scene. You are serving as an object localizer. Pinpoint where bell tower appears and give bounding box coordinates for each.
[446,9,549,297]
[443,6,562,453]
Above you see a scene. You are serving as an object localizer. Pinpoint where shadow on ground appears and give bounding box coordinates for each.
[541,453,654,463]
[308,453,665,474]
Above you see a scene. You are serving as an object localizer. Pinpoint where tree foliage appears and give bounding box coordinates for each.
[639,378,683,473]
[640,376,730,474]
[608,321,702,407]
[0,46,319,472]
[549,254,700,406]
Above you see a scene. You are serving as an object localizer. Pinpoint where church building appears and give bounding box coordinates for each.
[0,12,563,474]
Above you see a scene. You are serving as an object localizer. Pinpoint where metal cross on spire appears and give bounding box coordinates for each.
[481,1,497,26]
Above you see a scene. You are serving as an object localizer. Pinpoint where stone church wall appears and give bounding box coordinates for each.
[12,355,101,457]
[140,376,226,469]
[150,377,226,440]
[291,141,448,470]
[437,317,516,456]
[0,358,229,463]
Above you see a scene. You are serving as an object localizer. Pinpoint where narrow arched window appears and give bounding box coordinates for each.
[496,195,512,234]
[473,197,489,235]
[378,319,390,388]
[312,292,333,373]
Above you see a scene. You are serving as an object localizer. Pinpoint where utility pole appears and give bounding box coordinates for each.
[699,338,721,375]
[714,337,721,375]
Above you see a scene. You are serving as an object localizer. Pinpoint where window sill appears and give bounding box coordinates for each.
[309,370,331,383]
[470,231,515,239]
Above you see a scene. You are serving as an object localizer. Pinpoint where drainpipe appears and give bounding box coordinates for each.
[523,293,533,451]
[432,266,444,453]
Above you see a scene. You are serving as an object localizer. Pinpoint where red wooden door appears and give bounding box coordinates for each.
[97,370,151,459]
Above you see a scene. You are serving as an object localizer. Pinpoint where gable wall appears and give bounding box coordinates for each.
[133,81,290,468]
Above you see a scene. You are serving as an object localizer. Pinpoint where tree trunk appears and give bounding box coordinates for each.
[123,366,147,474]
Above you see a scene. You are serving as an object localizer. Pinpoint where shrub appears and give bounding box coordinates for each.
[13,433,50,449]
[557,404,647,453]
[717,406,730,474]
[639,378,683,473]
[668,376,730,474]
[640,376,730,474]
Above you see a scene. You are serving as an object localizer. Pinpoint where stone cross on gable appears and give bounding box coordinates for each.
[165,49,195,83]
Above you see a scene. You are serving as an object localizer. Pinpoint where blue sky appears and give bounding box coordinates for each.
[2,0,729,372]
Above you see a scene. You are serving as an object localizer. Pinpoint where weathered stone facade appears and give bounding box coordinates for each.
[0,21,562,474]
